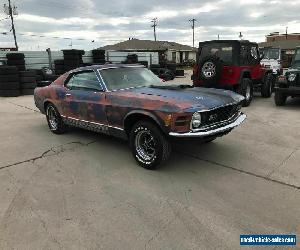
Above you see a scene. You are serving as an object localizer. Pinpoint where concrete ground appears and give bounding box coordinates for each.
[0,77,299,249]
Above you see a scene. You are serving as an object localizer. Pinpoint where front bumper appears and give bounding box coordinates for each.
[169,113,246,138]
[275,86,300,95]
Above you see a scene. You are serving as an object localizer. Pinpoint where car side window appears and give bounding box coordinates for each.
[66,71,102,91]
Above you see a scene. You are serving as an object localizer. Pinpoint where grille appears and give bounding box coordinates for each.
[202,104,239,126]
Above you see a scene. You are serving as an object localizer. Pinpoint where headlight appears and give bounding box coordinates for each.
[191,112,201,128]
[288,73,296,82]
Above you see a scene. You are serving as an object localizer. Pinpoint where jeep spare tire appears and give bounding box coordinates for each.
[199,56,222,87]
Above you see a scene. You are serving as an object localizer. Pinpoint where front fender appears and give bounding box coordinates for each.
[124,110,168,133]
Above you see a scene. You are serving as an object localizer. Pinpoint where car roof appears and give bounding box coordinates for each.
[70,63,145,73]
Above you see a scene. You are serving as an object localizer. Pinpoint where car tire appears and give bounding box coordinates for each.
[7,59,25,66]
[0,89,20,97]
[6,53,25,60]
[20,76,36,83]
[0,82,20,90]
[238,78,253,107]
[261,74,273,98]
[21,82,37,89]
[19,70,36,77]
[130,121,171,170]
[0,66,18,75]
[21,89,35,95]
[274,91,287,106]
[46,104,67,134]
[0,75,19,82]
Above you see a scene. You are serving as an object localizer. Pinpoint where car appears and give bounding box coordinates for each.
[150,67,175,81]
[260,47,283,76]
[34,64,246,169]
[192,40,275,107]
[274,47,300,106]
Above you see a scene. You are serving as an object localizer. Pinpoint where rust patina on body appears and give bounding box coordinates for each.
[34,64,246,139]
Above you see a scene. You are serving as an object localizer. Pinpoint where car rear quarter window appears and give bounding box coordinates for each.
[66,71,102,91]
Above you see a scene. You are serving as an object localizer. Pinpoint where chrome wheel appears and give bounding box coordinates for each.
[47,106,58,131]
[135,130,156,162]
[202,61,216,78]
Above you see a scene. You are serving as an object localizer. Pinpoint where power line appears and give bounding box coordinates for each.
[151,18,157,41]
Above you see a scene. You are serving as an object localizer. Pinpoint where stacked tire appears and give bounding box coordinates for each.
[54,59,65,75]
[6,53,26,71]
[63,50,84,71]
[34,69,44,82]
[166,63,177,75]
[92,49,106,64]
[125,54,138,64]
[0,66,20,97]
[19,70,37,95]
[138,61,149,68]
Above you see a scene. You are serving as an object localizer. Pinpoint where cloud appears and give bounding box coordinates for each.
[0,0,299,50]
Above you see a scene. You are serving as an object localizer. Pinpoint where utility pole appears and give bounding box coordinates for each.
[189,18,196,47]
[4,0,18,50]
[285,26,288,39]
[151,18,157,41]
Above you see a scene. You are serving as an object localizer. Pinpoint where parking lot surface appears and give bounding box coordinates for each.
[0,80,299,249]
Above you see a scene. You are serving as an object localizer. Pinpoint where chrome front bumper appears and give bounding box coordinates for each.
[169,113,246,138]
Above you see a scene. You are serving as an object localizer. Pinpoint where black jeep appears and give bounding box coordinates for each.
[275,47,300,106]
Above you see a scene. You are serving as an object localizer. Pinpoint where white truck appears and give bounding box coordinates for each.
[260,47,282,76]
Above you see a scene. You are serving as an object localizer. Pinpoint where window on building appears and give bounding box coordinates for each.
[185,52,189,60]
[172,52,176,62]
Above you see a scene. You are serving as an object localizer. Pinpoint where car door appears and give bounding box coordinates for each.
[62,70,108,129]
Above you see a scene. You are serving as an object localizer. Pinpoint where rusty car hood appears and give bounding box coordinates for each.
[116,85,244,111]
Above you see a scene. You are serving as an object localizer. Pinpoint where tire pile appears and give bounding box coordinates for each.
[6,53,26,71]
[92,49,106,64]
[63,49,84,72]
[0,66,20,97]
[19,70,37,95]
[124,54,138,64]
[54,59,65,75]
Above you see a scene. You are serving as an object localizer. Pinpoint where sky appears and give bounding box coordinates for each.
[0,0,299,51]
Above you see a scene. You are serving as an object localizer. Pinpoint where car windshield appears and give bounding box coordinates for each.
[293,49,300,61]
[262,48,280,60]
[292,50,300,67]
[99,67,165,90]
[200,43,233,65]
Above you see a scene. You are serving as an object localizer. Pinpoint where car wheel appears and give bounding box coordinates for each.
[46,103,67,134]
[130,121,171,170]
[238,78,253,107]
[274,91,287,106]
[261,74,273,98]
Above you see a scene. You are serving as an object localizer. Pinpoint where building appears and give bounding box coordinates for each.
[259,32,300,67]
[265,32,300,42]
[101,39,197,64]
